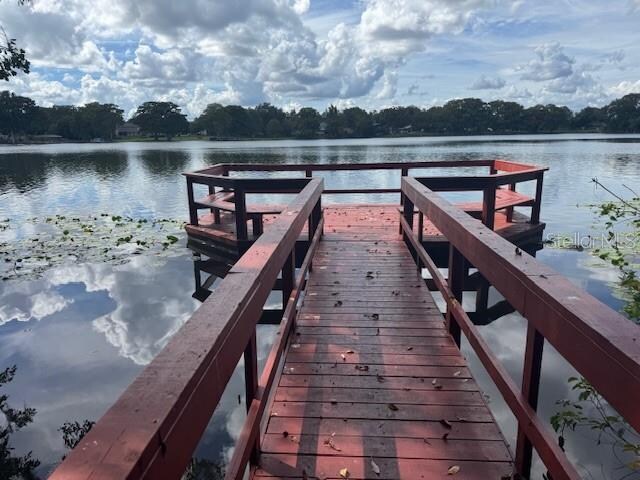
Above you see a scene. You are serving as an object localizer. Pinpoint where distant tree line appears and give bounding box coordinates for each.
[1,91,640,142]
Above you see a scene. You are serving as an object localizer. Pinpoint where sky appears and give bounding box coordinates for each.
[1,0,640,119]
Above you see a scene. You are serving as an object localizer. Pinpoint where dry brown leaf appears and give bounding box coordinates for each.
[339,467,350,478]
[447,465,460,475]
[387,403,399,411]
[453,370,461,377]
[371,458,381,475]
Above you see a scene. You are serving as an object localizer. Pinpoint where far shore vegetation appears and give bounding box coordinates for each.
[1,91,640,144]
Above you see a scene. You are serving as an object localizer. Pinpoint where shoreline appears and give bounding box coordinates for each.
[2,130,640,146]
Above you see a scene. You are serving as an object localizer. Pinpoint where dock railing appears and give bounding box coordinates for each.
[185,159,547,237]
[50,178,324,480]
[400,176,640,480]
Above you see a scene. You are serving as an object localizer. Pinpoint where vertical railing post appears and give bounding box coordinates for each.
[401,192,414,253]
[447,246,465,346]
[416,211,424,272]
[530,173,544,224]
[305,169,312,178]
[515,324,545,478]
[243,331,260,466]
[506,182,516,223]
[282,250,295,310]
[187,177,198,226]
[400,167,409,206]
[482,183,497,230]
[234,188,248,241]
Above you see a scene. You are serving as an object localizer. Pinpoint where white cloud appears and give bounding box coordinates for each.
[470,75,506,90]
[609,80,640,97]
[518,43,575,82]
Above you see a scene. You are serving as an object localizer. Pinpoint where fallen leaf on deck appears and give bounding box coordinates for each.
[324,436,342,452]
[453,370,461,377]
[442,432,449,441]
[387,403,399,411]
[339,467,350,478]
[439,419,452,429]
[355,365,369,371]
[447,465,460,475]
[407,346,413,351]
[341,354,346,361]
[346,349,355,354]
[371,459,380,475]
[376,374,385,383]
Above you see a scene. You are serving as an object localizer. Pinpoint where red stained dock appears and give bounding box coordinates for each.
[257,208,512,479]
[51,161,640,480]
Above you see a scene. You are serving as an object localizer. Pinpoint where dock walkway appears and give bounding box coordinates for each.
[257,206,513,479]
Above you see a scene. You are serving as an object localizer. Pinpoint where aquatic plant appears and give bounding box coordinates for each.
[0,214,186,282]
[551,181,640,478]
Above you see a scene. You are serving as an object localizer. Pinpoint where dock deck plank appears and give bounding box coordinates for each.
[257,206,512,479]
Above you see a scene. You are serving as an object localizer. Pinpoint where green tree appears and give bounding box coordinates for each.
[77,102,124,140]
[440,98,492,134]
[0,90,36,140]
[572,106,605,131]
[523,104,573,133]
[604,94,640,133]
[1,1,30,81]
[254,103,286,137]
[322,105,341,138]
[223,105,259,137]
[291,107,320,138]
[131,101,188,140]
[487,100,525,133]
[192,103,232,138]
[341,107,373,137]
[265,118,284,137]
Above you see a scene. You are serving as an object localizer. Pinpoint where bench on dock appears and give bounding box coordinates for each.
[183,159,546,254]
[194,190,285,235]
[51,164,640,480]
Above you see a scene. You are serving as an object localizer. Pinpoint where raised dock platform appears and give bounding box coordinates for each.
[51,162,640,480]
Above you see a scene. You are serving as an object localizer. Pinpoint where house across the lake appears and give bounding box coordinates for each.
[115,122,141,137]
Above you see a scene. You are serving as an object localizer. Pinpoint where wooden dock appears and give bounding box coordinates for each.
[257,206,512,479]
[51,162,640,480]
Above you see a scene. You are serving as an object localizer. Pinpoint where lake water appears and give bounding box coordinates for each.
[1,134,639,478]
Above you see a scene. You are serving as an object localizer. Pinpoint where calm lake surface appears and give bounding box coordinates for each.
[1,134,639,478]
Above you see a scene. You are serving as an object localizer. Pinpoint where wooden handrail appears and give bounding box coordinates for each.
[400,176,640,479]
[50,178,324,480]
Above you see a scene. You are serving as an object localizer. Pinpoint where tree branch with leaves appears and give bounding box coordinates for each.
[0,0,30,81]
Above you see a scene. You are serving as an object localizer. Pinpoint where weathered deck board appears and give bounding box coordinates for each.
[258,206,512,479]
